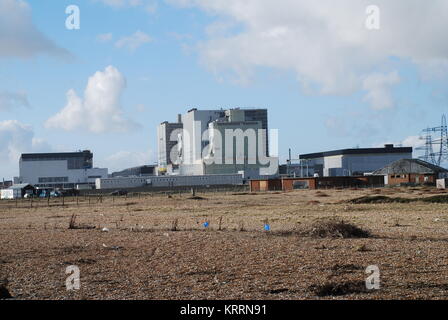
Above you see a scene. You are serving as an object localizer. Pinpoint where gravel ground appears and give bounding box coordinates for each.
[1,187,448,300]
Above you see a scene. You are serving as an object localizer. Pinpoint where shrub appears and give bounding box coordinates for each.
[308,220,371,238]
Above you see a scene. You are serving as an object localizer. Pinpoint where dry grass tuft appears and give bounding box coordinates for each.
[68,214,96,230]
[308,220,371,239]
[188,196,207,200]
[309,280,368,297]
[171,218,179,232]
[349,195,410,204]
[0,279,12,299]
[350,194,448,204]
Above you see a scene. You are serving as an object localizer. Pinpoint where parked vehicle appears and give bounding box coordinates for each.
[50,191,62,197]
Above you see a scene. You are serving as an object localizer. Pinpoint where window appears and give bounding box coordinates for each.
[38,177,69,183]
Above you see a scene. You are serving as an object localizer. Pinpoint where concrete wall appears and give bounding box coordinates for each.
[96,174,244,190]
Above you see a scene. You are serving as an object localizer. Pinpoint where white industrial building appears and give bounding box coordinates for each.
[16,150,108,189]
[96,174,244,190]
[299,144,413,177]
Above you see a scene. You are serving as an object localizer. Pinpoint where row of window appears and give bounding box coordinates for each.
[38,177,69,183]
[391,174,407,178]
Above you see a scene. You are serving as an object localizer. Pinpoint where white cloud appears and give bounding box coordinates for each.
[401,135,425,149]
[0,120,51,178]
[362,72,400,110]
[167,0,448,104]
[97,33,113,42]
[101,150,154,172]
[115,31,152,52]
[0,91,29,111]
[0,0,71,60]
[374,135,425,150]
[45,66,140,133]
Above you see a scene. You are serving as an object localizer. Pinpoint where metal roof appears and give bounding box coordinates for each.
[373,159,448,175]
[300,145,413,159]
[10,183,34,189]
[21,150,92,160]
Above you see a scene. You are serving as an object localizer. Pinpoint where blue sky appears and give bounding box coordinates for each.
[1,0,448,179]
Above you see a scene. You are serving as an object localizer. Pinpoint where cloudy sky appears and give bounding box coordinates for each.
[1,0,448,179]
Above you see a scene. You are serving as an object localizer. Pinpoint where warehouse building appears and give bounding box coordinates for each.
[299,144,413,177]
[373,158,448,186]
[95,173,244,190]
[16,150,108,189]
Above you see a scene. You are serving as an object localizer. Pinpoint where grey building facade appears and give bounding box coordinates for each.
[299,144,413,177]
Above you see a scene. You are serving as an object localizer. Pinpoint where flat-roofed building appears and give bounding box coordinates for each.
[17,150,108,189]
[299,144,413,177]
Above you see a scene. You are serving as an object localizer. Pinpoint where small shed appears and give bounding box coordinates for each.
[373,159,448,186]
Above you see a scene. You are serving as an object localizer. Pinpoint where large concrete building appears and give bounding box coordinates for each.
[299,144,413,177]
[158,108,277,178]
[157,120,183,170]
[16,150,108,189]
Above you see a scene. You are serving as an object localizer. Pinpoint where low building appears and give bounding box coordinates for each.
[373,159,448,186]
[1,184,35,199]
[96,174,244,190]
[250,175,384,192]
[299,144,413,177]
[17,150,108,189]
